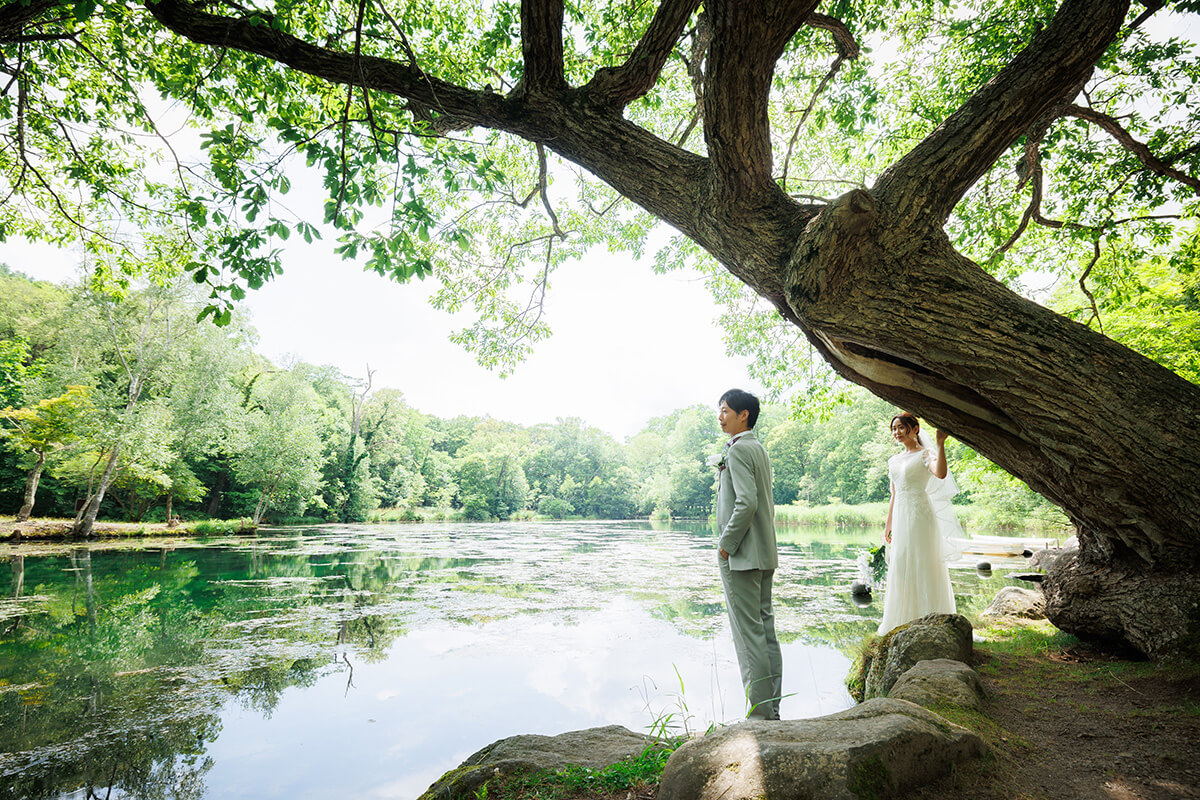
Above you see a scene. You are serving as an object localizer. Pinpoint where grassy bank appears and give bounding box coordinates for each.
[461,745,674,800]
[2,516,255,540]
[775,500,1070,534]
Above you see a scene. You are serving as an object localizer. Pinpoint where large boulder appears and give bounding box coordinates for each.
[657,698,985,800]
[888,658,987,712]
[980,586,1047,620]
[864,613,973,700]
[418,724,653,800]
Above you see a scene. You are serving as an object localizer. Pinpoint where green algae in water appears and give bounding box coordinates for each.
[0,521,1030,799]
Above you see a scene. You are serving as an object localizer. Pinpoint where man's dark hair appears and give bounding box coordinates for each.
[719,388,760,429]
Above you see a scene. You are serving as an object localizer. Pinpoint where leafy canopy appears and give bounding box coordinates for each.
[1,0,1197,386]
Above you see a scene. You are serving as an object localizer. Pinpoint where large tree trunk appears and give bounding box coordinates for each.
[110,0,1200,654]
[15,450,46,522]
[788,195,1200,657]
[1042,551,1200,658]
[73,445,120,538]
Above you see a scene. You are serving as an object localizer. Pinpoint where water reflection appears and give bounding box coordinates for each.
[0,521,1028,799]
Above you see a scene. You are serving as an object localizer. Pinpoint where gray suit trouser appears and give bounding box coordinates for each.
[720,557,783,720]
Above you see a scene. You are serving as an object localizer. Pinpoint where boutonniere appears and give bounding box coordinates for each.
[707,438,735,471]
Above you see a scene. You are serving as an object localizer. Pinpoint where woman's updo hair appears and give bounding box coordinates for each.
[890,412,920,434]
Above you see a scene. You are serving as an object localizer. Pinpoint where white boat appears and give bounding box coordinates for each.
[951,534,1062,557]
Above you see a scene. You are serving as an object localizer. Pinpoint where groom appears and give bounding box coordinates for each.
[715,388,782,721]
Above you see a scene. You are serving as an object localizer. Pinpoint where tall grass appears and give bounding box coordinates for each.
[185,519,256,535]
[471,746,674,800]
[775,501,889,527]
[775,500,1070,534]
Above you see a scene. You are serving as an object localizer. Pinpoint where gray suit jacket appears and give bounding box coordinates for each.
[716,431,777,571]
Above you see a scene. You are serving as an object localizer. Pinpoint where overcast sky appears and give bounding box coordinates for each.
[6,231,767,440]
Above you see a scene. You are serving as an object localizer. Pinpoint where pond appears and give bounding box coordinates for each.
[0,520,1039,799]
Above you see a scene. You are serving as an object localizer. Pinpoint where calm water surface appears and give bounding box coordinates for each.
[0,520,1031,799]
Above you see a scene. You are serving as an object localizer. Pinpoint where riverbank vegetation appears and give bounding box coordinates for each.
[0,265,1095,533]
[1,515,253,540]
[1,266,1069,532]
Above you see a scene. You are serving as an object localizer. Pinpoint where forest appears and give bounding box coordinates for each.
[1,264,1080,529]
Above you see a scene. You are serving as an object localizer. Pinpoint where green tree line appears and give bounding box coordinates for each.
[1,264,1075,527]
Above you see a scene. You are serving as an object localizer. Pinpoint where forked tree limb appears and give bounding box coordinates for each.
[876,0,1130,225]
[584,0,702,108]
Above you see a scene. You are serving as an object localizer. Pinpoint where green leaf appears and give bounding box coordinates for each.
[73,0,98,23]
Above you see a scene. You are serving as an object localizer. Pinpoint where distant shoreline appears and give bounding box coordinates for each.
[2,499,1070,543]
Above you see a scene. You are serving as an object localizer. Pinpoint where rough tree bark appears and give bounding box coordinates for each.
[38,0,1200,653]
[73,444,120,538]
[15,449,45,521]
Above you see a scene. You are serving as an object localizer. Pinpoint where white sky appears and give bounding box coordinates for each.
[4,232,767,440]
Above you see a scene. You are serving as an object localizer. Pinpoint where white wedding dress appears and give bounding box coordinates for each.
[876,447,962,635]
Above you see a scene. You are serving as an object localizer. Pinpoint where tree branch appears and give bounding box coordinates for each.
[876,0,1130,225]
[781,53,852,190]
[536,143,566,239]
[804,13,860,60]
[520,0,566,94]
[1126,0,1164,33]
[1079,238,1105,334]
[142,0,799,294]
[144,0,508,129]
[704,0,821,199]
[781,14,860,189]
[1065,103,1200,192]
[583,0,701,108]
[0,0,59,44]
[994,146,1043,257]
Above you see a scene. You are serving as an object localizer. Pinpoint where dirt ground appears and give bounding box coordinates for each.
[899,638,1200,800]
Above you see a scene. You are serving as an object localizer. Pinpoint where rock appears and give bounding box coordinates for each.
[1008,572,1045,583]
[1029,542,1078,572]
[864,613,973,700]
[418,724,654,800]
[657,698,985,800]
[980,586,1046,620]
[851,592,874,608]
[888,659,987,711]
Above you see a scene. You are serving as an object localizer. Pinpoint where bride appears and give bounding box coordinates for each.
[877,412,962,635]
